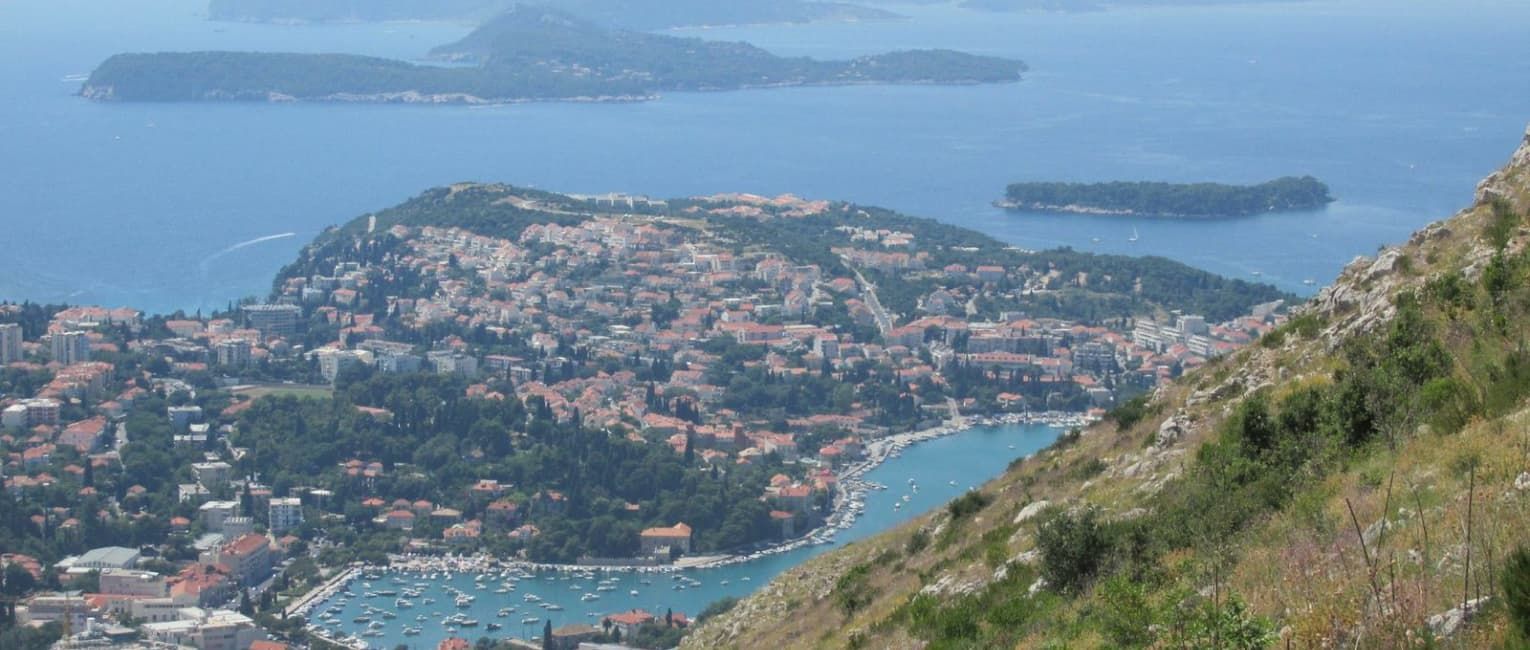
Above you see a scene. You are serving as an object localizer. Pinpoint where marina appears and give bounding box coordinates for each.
[298,419,1065,648]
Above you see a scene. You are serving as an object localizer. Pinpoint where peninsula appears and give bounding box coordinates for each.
[998,176,1334,218]
[81,8,1022,105]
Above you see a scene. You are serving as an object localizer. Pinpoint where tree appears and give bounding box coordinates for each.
[2,563,37,597]
[541,619,553,649]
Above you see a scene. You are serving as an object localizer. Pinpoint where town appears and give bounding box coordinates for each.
[1,186,1287,650]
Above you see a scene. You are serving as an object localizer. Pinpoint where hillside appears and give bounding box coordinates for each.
[681,126,1530,648]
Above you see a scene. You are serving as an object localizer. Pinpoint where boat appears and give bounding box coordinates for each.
[630,590,639,596]
[1128,227,1140,242]
[486,623,502,631]
[1303,278,1317,286]
[581,593,599,602]
[521,617,541,624]
[545,604,564,611]
[459,619,479,627]
[403,628,420,636]
[352,616,371,624]
[395,598,412,608]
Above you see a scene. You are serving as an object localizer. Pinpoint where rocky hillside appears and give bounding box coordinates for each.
[683,126,1530,649]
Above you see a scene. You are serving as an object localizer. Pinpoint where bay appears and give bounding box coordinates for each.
[310,422,1061,647]
[2,1,1528,313]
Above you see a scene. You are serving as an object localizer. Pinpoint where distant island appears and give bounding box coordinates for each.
[82,8,1023,105]
[958,0,1300,12]
[998,176,1334,218]
[207,0,899,29]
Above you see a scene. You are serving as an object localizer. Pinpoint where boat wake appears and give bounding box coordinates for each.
[198,232,297,276]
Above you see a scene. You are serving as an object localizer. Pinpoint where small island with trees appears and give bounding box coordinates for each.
[997,176,1334,218]
[81,7,1024,105]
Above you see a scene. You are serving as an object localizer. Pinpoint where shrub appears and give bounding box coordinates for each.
[834,564,876,616]
[1506,545,1530,641]
[1036,506,1112,594]
[947,490,992,520]
[1098,575,1157,648]
[1109,395,1155,431]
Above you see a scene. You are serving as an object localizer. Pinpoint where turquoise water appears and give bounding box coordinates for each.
[310,422,1060,648]
[2,1,1529,313]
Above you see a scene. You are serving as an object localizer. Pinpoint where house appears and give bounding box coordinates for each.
[549,623,601,649]
[603,609,655,637]
[638,522,692,558]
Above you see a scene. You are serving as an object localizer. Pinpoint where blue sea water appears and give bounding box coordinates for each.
[312,422,1060,648]
[2,0,1528,314]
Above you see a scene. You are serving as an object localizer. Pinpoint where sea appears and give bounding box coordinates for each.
[311,421,1061,647]
[3,1,1528,644]
[2,0,1529,315]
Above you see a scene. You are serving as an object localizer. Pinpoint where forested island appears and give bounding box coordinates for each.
[998,176,1334,218]
[82,8,1022,104]
[207,0,898,29]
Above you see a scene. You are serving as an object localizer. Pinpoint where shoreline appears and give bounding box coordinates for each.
[290,410,1089,625]
[991,198,1334,218]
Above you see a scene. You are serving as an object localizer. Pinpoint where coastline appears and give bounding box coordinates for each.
[288,410,1089,628]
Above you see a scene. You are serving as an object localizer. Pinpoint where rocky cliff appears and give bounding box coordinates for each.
[683,125,1530,649]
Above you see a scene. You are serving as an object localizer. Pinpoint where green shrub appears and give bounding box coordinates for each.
[947,490,992,520]
[1097,575,1157,648]
[906,529,930,555]
[1506,545,1530,641]
[1036,506,1112,594]
[834,564,876,617]
[1108,395,1156,431]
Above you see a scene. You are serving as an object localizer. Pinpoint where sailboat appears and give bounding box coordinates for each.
[1128,227,1139,243]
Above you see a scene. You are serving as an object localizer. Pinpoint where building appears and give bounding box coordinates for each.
[96,568,168,597]
[18,594,101,630]
[241,304,301,339]
[191,461,233,489]
[0,322,22,363]
[317,349,368,383]
[214,534,272,587]
[200,498,241,529]
[548,623,602,649]
[638,522,692,558]
[50,330,91,365]
[2,398,61,429]
[603,610,655,637]
[214,340,251,367]
[67,546,141,570]
[141,609,262,650]
[168,405,204,432]
[268,497,303,533]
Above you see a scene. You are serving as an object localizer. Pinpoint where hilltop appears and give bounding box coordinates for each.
[681,127,1530,648]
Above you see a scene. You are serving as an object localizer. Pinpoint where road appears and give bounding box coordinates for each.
[845,262,895,335]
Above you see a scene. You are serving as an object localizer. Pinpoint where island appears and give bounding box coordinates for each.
[997,176,1334,218]
[208,0,900,30]
[82,7,1023,105]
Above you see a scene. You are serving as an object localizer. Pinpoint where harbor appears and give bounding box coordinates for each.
[297,419,1070,648]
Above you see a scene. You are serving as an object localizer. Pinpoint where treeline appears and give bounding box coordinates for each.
[1003,176,1333,217]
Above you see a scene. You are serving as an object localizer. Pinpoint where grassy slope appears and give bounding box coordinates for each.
[683,127,1530,649]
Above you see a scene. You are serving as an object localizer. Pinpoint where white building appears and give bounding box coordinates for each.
[50,330,91,365]
[0,323,22,363]
[268,497,303,533]
[98,569,168,597]
[142,608,262,650]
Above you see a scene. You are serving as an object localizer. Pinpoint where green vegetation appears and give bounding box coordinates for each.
[1003,176,1333,218]
[1507,545,1530,643]
[85,8,1022,104]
